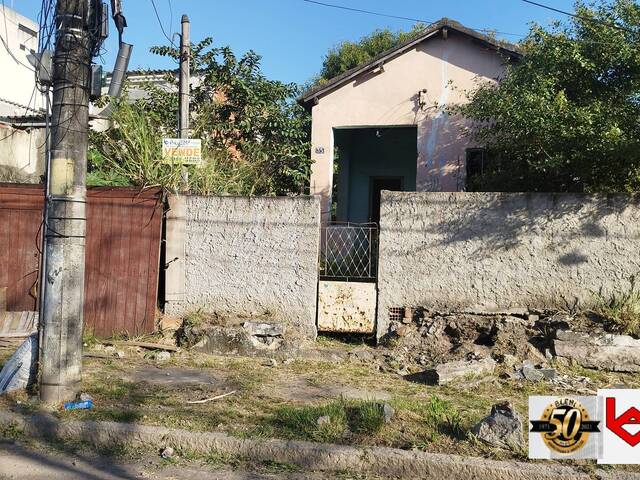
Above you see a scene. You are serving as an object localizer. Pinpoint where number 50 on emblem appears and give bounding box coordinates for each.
[529,396,600,459]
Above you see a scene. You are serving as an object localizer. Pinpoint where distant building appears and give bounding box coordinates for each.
[0,5,47,182]
[0,5,46,117]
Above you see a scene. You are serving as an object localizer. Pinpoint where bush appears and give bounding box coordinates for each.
[594,277,640,337]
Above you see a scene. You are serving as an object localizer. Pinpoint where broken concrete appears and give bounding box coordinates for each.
[421,357,496,385]
[520,364,556,382]
[472,402,524,450]
[243,321,284,338]
[553,330,640,372]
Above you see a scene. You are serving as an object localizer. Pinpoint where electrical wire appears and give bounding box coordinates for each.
[520,0,635,34]
[303,0,433,25]
[301,0,526,38]
[150,0,178,48]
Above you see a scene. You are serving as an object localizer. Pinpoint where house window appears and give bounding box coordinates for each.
[465,148,487,191]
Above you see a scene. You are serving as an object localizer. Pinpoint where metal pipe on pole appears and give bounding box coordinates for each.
[39,0,97,403]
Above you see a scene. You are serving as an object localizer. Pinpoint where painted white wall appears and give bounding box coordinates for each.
[0,122,45,179]
[309,33,509,220]
[0,5,45,116]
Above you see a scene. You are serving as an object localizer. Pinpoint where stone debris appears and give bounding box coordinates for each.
[553,330,640,372]
[472,401,524,450]
[262,358,278,368]
[79,393,93,402]
[154,351,171,362]
[550,374,596,395]
[243,321,284,338]
[160,447,175,459]
[422,357,496,385]
[316,415,330,426]
[520,363,557,382]
[382,404,395,423]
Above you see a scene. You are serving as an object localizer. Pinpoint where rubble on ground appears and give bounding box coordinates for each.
[376,307,640,377]
[154,351,171,362]
[176,313,301,357]
[382,403,395,423]
[553,330,640,372]
[420,356,496,385]
[160,446,175,459]
[472,401,524,450]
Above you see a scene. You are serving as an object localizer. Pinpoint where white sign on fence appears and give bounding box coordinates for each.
[162,138,202,165]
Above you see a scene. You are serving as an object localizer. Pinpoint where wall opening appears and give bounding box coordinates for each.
[333,126,417,223]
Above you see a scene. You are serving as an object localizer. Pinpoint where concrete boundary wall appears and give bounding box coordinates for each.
[377,191,640,339]
[165,194,321,338]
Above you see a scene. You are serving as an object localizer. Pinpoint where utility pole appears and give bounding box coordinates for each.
[39,0,98,403]
[179,14,190,189]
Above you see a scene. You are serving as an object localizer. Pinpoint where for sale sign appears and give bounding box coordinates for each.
[162,138,202,165]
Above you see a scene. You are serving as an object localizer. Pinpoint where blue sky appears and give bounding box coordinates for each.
[10,0,578,85]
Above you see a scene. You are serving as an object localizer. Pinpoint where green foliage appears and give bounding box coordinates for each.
[91,38,311,195]
[89,99,182,190]
[452,0,640,192]
[317,24,426,82]
[594,276,640,337]
[271,398,386,443]
[146,39,311,195]
[420,396,464,440]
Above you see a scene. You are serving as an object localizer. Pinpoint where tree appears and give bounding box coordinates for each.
[91,38,311,195]
[317,24,425,83]
[453,0,640,192]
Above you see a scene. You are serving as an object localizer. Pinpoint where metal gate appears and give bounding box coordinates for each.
[317,222,378,334]
[0,184,163,337]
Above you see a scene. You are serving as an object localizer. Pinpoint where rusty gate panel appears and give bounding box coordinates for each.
[0,184,163,337]
[0,184,43,311]
[317,222,379,334]
[317,280,377,333]
[84,188,163,337]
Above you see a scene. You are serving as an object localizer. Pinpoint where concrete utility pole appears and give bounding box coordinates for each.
[179,14,190,189]
[39,0,98,403]
[179,14,190,139]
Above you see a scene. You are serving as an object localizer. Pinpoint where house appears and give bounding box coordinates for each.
[0,5,48,182]
[0,5,46,117]
[299,18,521,224]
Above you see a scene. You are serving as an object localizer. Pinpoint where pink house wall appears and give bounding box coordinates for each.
[308,33,510,221]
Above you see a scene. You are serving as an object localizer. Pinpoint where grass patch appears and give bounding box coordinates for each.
[271,398,386,443]
[422,396,463,439]
[594,277,640,337]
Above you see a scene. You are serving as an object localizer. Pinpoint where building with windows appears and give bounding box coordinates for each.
[299,18,520,223]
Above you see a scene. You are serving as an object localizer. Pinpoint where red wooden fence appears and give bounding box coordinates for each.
[0,184,163,337]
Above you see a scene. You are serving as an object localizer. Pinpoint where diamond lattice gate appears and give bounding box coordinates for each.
[317,223,378,334]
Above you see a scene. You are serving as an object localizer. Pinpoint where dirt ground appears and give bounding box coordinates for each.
[0,439,381,480]
[1,332,639,472]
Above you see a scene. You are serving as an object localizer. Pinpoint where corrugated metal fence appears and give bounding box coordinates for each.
[0,184,163,337]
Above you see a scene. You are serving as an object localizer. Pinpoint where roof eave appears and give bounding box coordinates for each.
[298,20,521,110]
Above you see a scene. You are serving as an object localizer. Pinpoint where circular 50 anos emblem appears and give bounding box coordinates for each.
[530,397,600,454]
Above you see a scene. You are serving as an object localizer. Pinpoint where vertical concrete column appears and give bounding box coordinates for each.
[309,108,333,224]
[164,194,186,316]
